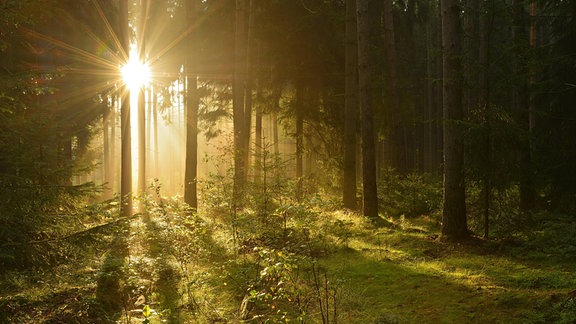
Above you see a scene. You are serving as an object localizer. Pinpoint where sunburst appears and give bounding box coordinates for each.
[20,0,203,196]
[121,48,150,91]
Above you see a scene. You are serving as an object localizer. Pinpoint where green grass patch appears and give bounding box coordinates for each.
[316,215,576,323]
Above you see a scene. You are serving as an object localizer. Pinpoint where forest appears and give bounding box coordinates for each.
[1,0,576,322]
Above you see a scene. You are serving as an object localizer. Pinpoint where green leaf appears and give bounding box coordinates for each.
[142,305,151,318]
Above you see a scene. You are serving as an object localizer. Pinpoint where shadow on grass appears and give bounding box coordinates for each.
[142,219,181,323]
[95,230,129,322]
[321,224,576,324]
[142,214,229,323]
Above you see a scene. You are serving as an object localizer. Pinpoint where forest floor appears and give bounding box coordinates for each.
[1,209,576,323]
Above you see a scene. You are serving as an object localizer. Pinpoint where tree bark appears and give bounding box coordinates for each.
[478,0,493,239]
[441,0,467,240]
[138,0,148,218]
[184,0,199,210]
[296,82,304,201]
[254,43,263,183]
[343,0,358,210]
[357,0,379,220]
[382,0,404,173]
[120,0,132,217]
[152,89,158,180]
[242,0,254,185]
[103,99,112,199]
[425,0,439,173]
[111,96,117,192]
[512,0,536,212]
[233,0,249,207]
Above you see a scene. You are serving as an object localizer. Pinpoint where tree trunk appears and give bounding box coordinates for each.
[242,0,254,185]
[513,0,536,212]
[254,108,262,174]
[382,0,404,173]
[137,0,148,217]
[425,0,439,173]
[120,0,132,217]
[436,3,444,174]
[479,0,493,239]
[103,99,112,199]
[184,0,199,210]
[273,113,279,156]
[357,0,379,220]
[441,0,467,240]
[233,0,248,207]
[295,82,304,201]
[253,43,264,183]
[153,89,158,180]
[343,0,358,210]
[464,0,479,114]
[111,96,117,193]
[272,88,281,158]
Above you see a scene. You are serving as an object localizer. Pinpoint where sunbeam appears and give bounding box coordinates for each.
[121,47,150,92]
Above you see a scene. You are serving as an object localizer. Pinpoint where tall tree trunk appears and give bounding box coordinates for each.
[146,88,152,177]
[527,0,537,206]
[243,0,254,184]
[233,0,248,207]
[441,0,467,240]
[137,0,148,218]
[513,0,535,212]
[382,0,404,173]
[184,0,199,210]
[343,0,358,210]
[254,107,262,175]
[479,0,493,238]
[272,88,281,157]
[436,2,444,174]
[295,82,304,201]
[111,95,117,193]
[425,0,438,173]
[253,42,264,183]
[464,0,479,113]
[120,0,132,217]
[153,89,158,180]
[357,0,379,220]
[103,98,112,199]
[273,112,279,156]
[254,96,262,181]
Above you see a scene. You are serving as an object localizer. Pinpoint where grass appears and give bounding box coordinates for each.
[1,208,575,323]
[317,215,576,323]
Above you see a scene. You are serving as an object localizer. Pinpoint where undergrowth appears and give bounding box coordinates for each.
[2,150,576,323]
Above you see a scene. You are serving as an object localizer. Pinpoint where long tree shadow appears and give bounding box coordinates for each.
[320,247,507,323]
[143,218,181,323]
[95,226,129,322]
[332,225,576,323]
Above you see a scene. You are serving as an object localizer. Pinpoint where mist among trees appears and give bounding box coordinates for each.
[1,0,576,322]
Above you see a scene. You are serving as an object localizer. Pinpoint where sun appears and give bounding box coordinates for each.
[121,48,150,91]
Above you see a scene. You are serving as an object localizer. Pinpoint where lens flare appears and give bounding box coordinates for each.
[121,49,149,91]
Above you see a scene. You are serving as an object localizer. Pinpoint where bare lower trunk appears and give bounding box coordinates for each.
[441,0,467,240]
[357,0,378,219]
[343,0,358,210]
[184,0,199,210]
[120,0,132,217]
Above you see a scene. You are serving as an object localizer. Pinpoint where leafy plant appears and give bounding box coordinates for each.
[244,248,310,321]
[142,304,151,323]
